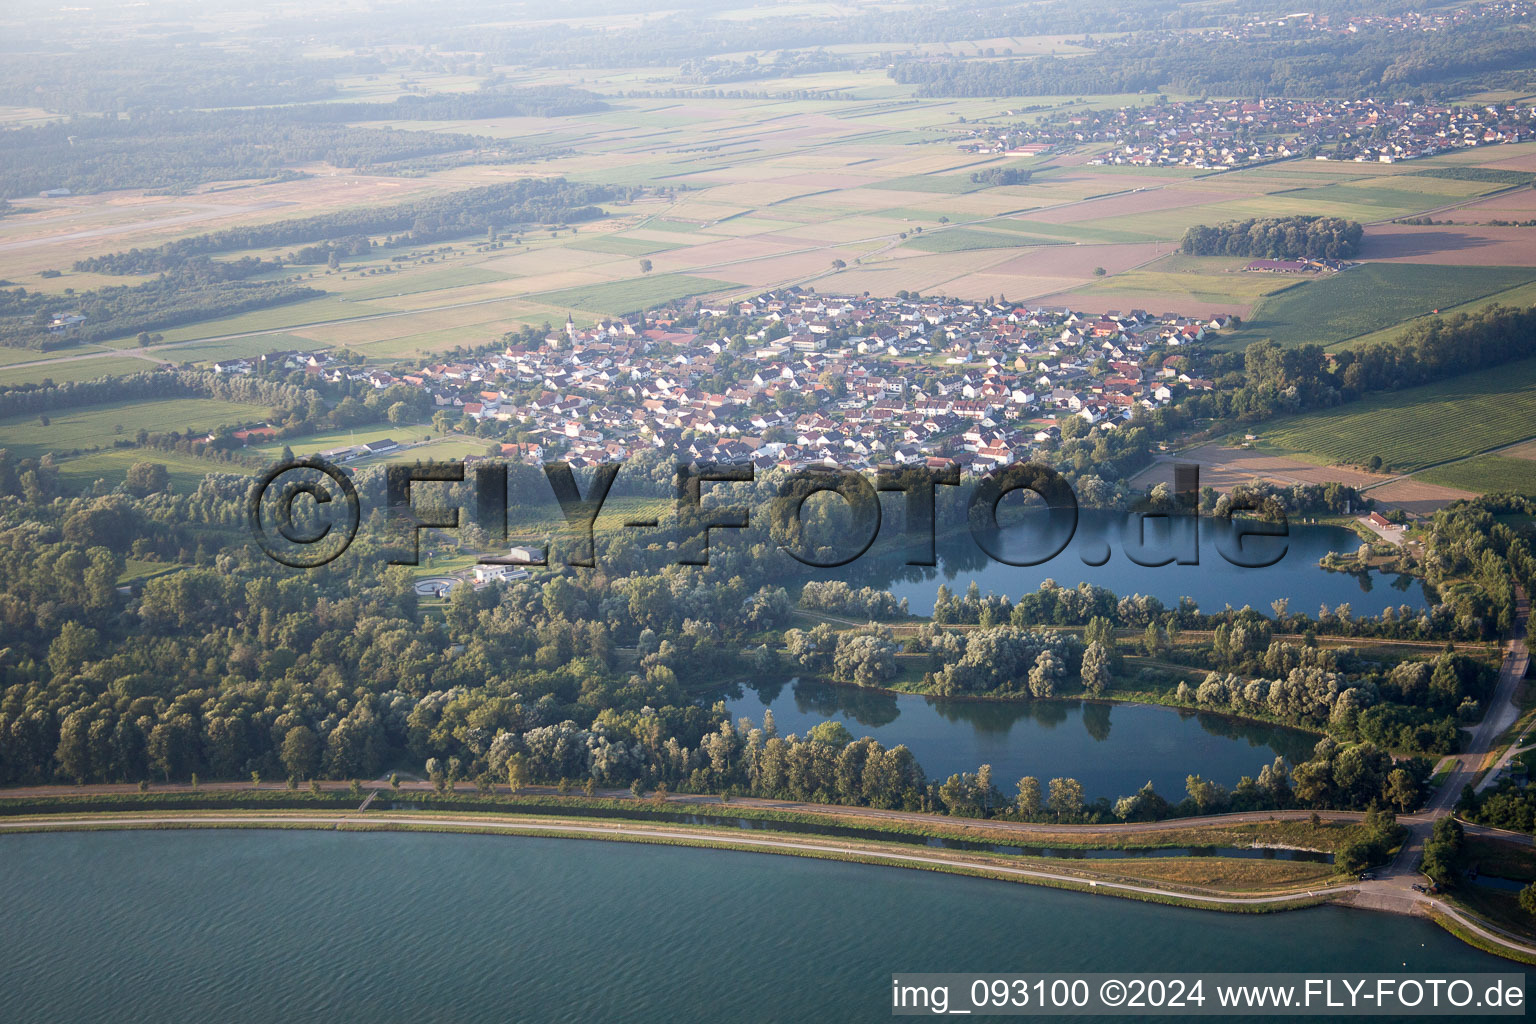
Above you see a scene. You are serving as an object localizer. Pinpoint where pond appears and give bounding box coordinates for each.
[716,676,1321,801]
[839,509,1430,618]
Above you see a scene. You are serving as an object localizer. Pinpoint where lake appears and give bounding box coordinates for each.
[718,677,1321,801]
[0,830,1507,1024]
[841,510,1429,618]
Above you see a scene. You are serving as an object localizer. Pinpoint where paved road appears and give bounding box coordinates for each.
[1348,587,1532,946]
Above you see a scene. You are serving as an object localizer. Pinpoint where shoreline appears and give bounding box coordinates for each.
[5,807,1535,964]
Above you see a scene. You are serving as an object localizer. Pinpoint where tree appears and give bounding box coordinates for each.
[1048,777,1083,820]
[1092,266,1106,276]
[638,258,653,274]
[1385,768,1420,813]
[1420,817,1464,884]
[506,753,529,794]
[1081,641,1113,695]
[251,771,261,788]
[125,461,171,498]
[1016,776,1042,818]
[1520,883,1536,918]
[831,258,846,270]
[807,720,855,747]
[1028,649,1062,697]
[280,725,320,781]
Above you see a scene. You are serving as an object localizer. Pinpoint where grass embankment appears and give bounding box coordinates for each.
[0,787,1351,852]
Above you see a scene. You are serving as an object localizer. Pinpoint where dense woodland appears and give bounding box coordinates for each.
[0,385,1528,819]
[890,15,1536,99]
[1179,216,1363,260]
[0,87,604,197]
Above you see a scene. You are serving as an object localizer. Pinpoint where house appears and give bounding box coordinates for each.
[364,438,401,455]
[474,564,532,584]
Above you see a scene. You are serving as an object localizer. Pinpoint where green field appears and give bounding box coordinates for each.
[55,449,251,494]
[0,397,272,460]
[901,227,1038,252]
[1341,279,1536,350]
[335,266,511,301]
[248,423,440,460]
[0,356,168,386]
[565,236,689,257]
[1258,358,1536,472]
[0,343,107,367]
[531,274,741,315]
[862,174,987,194]
[1222,264,1536,350]
[1418,454,1536,496]
[170,333,325,365]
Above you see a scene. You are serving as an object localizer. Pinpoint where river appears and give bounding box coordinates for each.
[0,830,1507,1023]
[718,677,1320,801]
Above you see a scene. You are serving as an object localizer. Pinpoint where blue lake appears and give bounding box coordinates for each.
[0,830,1508,1024]
[718,677,1321,801]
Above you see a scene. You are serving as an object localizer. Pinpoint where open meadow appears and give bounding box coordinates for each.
[0,397,271,461]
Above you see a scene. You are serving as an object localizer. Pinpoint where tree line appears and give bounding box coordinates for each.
[0,263,319,351]
[73,179,626,274]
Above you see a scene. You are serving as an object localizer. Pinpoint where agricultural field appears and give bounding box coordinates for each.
[3,76,1535,390]
[53,449,252,495]
[1217,264,1536,351]
[0,355,168,387]
[1256,358,1536,473]
[247,423,440,461]
[900,227,1039,253]
[0,397,272,460]
[531,274,742,315]
[1417,454,1536,496]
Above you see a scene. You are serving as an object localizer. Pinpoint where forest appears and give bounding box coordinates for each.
[0,88,604,197]
[889,15,1536,99]
[1178,216,1364,260]
[0,394,1528,816]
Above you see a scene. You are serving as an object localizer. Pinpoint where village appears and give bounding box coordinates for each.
[959,97,1536,169]
[215,289,1226,474]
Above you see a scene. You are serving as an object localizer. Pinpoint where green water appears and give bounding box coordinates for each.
[0,830,1513,1023]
